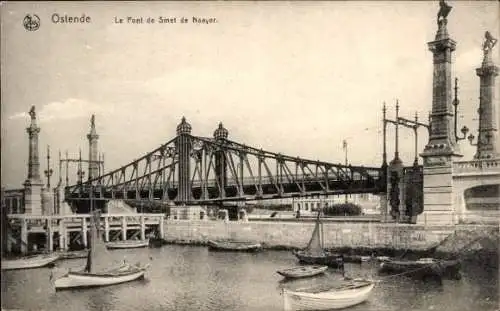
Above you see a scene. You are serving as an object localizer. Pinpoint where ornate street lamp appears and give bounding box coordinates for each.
[44,145,53,189]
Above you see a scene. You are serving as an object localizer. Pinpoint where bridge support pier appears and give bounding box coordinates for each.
[104,216,110,242]
[45,219,53,252]
[379,193,390,222]
[58,219,67,251]
[140,215,146,240]
[81,218,88,248]
[159,216,164,238]
[20,218,28,255]
[121,217,127,240]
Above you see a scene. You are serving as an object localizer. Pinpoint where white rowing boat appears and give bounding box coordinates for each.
[106,239,149,249]
[54,210,150,290]
[54,263,149,289]
[282,278,375,310]
[1,253,60,271]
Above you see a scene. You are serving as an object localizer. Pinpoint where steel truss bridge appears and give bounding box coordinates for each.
[65,129,386,205]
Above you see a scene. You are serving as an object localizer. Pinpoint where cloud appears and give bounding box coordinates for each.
[8,98,113,122]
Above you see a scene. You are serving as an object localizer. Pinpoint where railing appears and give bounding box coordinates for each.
[453,159,500,174]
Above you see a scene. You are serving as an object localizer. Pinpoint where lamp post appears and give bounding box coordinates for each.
[44,145,53,189]
[77,149,85,184]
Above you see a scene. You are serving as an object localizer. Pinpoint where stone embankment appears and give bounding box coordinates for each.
[162,220,499,266]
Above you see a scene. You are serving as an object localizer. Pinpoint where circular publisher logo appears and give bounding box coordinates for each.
[23,14,40,31]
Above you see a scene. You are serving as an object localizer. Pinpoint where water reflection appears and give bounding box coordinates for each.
[1,245,498,311]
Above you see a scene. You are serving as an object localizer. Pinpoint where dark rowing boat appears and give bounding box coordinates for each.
[379,257,461,280]
[276,265,328,279]
[207,240,262,252]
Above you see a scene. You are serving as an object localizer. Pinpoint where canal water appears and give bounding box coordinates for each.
[1,245,498,311]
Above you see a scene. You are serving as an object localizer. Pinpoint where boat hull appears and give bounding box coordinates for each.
[1,254,60,271]
[343,255,372,264]
[283,282,374,310]
[57,250,89,260]
[54,268,146,290]
[106,240,149,249]
[149,238,164,248]
[277,265,328,279]
[379,259,461,280]
[293,250,344,268]
[207,240,262,252]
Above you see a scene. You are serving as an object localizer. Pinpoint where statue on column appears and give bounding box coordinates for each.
[483,31,497,53]
[437,0,452,24]
[29,105,36,120]
[90,114,95,128]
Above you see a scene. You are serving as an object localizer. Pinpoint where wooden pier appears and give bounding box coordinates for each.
[6,213,165,254]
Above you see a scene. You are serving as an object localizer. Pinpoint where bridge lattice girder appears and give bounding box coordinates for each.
[65,134,386,203]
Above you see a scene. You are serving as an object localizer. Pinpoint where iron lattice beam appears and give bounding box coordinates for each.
[65,134,385,203]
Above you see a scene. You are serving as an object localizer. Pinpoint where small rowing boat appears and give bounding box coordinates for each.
[379,257,461,280]
[277,265,328,279]
[106,239,149,249]
[57,250,89,260]
[207,240,262,252]
[282,278,375,310]
[343,255,372,263]
[1,253,60,271]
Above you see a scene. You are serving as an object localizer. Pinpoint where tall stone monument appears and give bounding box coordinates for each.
[419,0,462,225]
[87,114,100,180]
[474,31,499,159]
[23,106,44,215]
[176,117,193,203]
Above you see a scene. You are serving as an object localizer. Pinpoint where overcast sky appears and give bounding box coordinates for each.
[1,1,499,189]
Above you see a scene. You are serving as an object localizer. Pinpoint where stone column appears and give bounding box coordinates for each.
[24,106,43,215]
[87,115,100,180]
[474,37,499,159]
[419,6,462,225]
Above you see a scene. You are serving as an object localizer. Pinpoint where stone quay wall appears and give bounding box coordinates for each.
[162,220,461,252]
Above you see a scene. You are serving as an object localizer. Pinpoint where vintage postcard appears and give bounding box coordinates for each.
[1,1,499,311]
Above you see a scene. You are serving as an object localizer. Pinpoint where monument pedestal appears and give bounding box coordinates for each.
[23,180,43,215]
[417,156,459,225]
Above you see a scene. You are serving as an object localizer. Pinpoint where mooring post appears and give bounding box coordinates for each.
[140,215,146,241]
[121,216,127,240]
[104,216,110,242]
[21,218,28,254]
[81,217,88,248]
